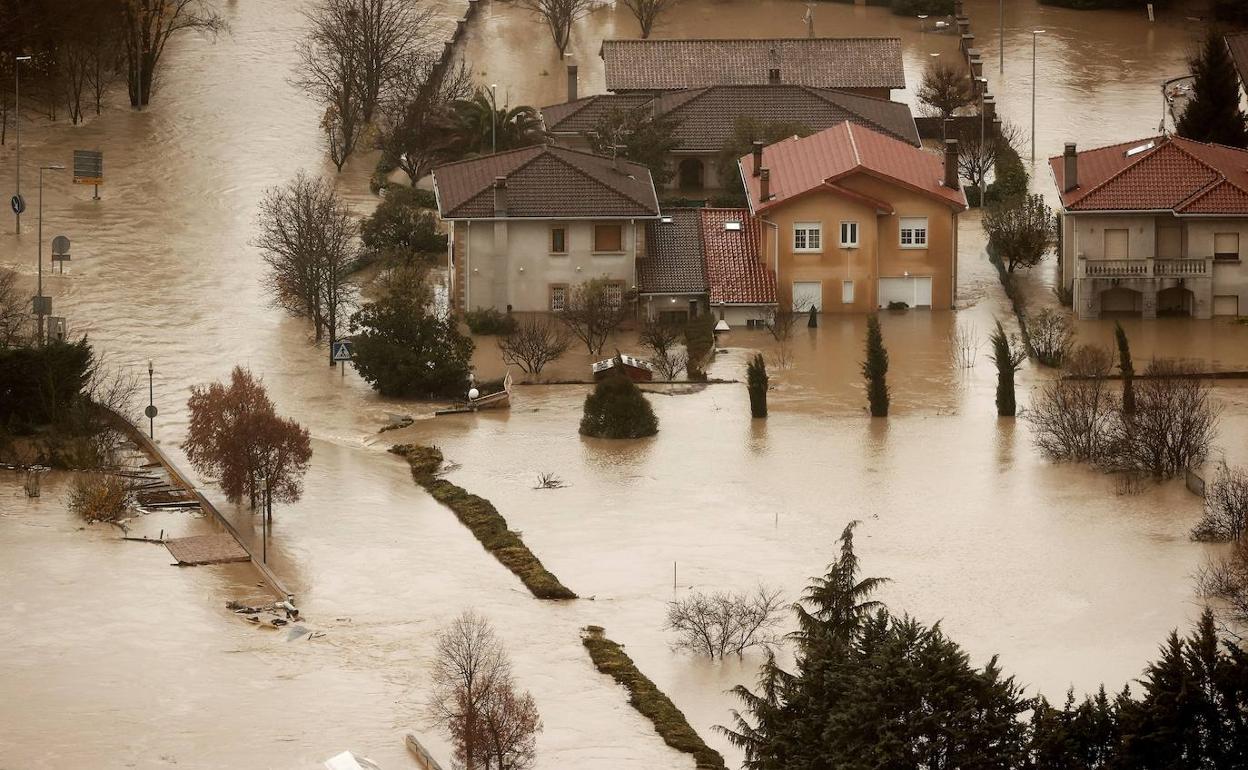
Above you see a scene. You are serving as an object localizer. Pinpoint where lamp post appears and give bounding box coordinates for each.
[1032,29,1045,164]
[978,77,988,202]
[999,0,1004,74]
[36,164,64,346]
[14,55,31,235]
[147,361,155,438]
[489,83,498,154]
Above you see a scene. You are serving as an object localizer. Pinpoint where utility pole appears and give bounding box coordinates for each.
[147,362,155,438]
[14,55,31,235]
[489,83,498,154]
[36,164,64,345]
[1032,30,1045,164]
[999,0,1004,74]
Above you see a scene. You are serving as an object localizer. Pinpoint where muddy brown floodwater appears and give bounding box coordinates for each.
[1,0,1246,768]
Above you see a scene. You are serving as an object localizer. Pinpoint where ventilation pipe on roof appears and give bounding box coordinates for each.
[567,64,578,102]
[493,177,507,217]
[1064,143,1079,192]
[752,141,764,177]
[944,139,959,190]
[768,67,781,85]
[760,168,771,201]
[613,144,627,173]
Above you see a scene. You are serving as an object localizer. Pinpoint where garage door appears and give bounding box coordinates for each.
[792,281,823,311]
[878,277,933,308]
[1214,295,1240,317]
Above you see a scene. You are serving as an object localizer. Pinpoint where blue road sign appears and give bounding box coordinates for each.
[331,340,354,362]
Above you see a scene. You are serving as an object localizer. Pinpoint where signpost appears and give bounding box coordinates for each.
[10,195,24,215]
[146,362,157,439]
[51,234,70,273]
[332,340,353,379]
[73,150,104,200]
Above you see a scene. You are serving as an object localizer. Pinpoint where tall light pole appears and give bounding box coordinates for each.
[1032,30,1045,164]
[999,0,1004,73]
[36,164,64,345]
[488,83,498,154]
[14,55,32,235]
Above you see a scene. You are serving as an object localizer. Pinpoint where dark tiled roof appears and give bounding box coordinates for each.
[639,209,707,295]
[1049,135,1248,214]
[601,38,905,92]
[432,145,660,219]
[701,209,776,305]
[541,86,919,150]
[1227,33,1248,88]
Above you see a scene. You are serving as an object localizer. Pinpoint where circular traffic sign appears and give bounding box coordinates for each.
[10,194,25,215]
[144,405,158,419]
[51,235,70,255]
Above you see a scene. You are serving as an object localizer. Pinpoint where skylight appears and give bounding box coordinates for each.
[724,221,743,231]
[660,216,674,224]
[1125,141,1155,157]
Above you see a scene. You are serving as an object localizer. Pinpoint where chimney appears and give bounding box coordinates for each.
[760,168,771,201]
[752,141,764,177]
[613,144,626,172]
[567,64,578,102]
[983,95,996,121]
[1063,143,1078,192]
[768,67,781,85]
[493,176,507,217]
[944,139,959,190]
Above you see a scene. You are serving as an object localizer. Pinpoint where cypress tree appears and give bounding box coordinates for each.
[861,314,889,417]
[989,321,1025,417]
[1177,29,1248,148]
[746,353,768,418]
[807,305,818,328]
[579,365,658,438]
[1115,321,1135,415]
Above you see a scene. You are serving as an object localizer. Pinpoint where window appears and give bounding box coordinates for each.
[549,284,568,312]
[842,280,855,304]
[839,221,859,248]
[1104,229,1129,259]
[1214,232,1240,261]
[605,282,624,308]
[550,227,567,254]
[899,217,928,248]
[594,224,623,252]
[793,222,822,252]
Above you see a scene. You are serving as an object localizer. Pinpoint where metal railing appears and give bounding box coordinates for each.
[1080,256,1210,278]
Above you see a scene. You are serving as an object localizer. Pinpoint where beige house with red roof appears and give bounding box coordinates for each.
[738,123,966,314]
[1050,136,1248,319]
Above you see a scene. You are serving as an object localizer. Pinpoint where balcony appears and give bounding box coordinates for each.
[1079,256,1211,278]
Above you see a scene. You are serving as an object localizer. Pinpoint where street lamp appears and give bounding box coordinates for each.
[36,163,64,346]
[489,83,498,154]
[978,77,989,201]
[999,0,1005,74]
[1032,29,1045,164]
[13,55,32,235]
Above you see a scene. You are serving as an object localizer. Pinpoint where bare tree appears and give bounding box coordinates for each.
[296,0,366,170]
[1196,538,1248,626]
[1026,367,1117,463]
[948,322,978,368]
[120,0,225,108]
[560,279,628,356]
[1028,307,1073,367]
[916,60,974,119]
[498,314,572,379]
[67,472,135,524]
[1192,462,1248,542]
[379,60,474,184]
[479,680,543,770]
[351,0,439,123]
[757,306,802,368]
[639,318,686,380]
[665,586,787,660]
[0,268,30,347]
[1101,360,1217,479]
[518,0,596,58]
[620,0,680,38]
[957,121,1024,193]
[254,172,359,345]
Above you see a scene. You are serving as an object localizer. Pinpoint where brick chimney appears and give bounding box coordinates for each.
[768,67,781,84]
[752,141,764,177]
[760,168,771,201]
[493,177,507,216]
[944,139,959,190]
[613,144,626,173]
[1063,143,1078,192]
[567,64,578,102]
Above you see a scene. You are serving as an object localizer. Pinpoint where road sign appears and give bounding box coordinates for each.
[10,194,24,215]
[331,340,354,362]
[31,295,51,315]
[51,235,71,261]
[48,316,66,342]
[144,405,158,419]
[73,150,103,186]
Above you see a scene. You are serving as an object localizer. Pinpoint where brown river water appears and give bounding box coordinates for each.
[2,0,1247,768]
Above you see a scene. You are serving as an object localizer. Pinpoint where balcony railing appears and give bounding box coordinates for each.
[1079,256,1211,278]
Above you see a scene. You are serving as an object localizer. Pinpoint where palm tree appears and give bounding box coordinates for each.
[449,90,547,156]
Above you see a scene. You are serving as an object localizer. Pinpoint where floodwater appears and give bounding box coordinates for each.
[0,0,1245,768]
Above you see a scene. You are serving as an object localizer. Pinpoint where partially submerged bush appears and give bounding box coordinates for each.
[465,307,517,336]
[684,314,716,381]
[580,370,658,439]
[665,586,785,659]
[747,354,768,418]
[1030,308,1073,367]
[68,472,133,523]
[1192,462,1248,542]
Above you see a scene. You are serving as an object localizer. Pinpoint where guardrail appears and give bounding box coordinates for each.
[1081,257,1210,278]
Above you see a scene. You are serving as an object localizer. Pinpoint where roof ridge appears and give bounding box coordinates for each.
[846,123,861,166]
[543,149,655,211]
[1065,136,1182,207]
[1175,175,1248,212]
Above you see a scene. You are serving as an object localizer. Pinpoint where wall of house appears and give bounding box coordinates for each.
[641,293,707,322]
[1065,214,1157,260]
[454,219,643,313]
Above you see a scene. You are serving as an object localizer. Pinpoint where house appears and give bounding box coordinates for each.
[541,79,920,191]
[737,123,966,314]
[1049,136,1248,319]
[638,208,777,325]
[1226,32,1248,95]
[432,145,660,314]
[599,38,906,99]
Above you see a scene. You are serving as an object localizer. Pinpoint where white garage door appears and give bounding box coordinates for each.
[1214,295,1240,317]
[792,281,823,311]
[878,277,933,308]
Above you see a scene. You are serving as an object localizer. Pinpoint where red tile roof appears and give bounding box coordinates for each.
[700,209,776,305]
[432,145,660,219]
[1049,135,1248,214]
[739,122,967,214]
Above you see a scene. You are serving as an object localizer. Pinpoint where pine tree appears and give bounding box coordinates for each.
[1115,321,1135,415]
[989,320,1026,417]
[746,354,769,418]
[1177,29,1248,148]
[861,314,890,417]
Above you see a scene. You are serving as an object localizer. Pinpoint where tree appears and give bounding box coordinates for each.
[716,117,814,204]
[498,314,572,379]
[982,193,1054,273]
[350,0,438,124]
[579,366,658,439]
[619,0,680,37]
[861,314,889,417]
[1177,28,1248,148]
[0,268,30,347]
[120,0,224,108]
[1115,321,1135,415]
[1029,307,1073,367]
[916,59,974,120]
[450,91,547,156]
[989,320,1026,417]
[296,0,366,170]
[518,0,596,57]
[1026,365,1118,464]
[254,172,358,346]
[957,120,1025,195]
[428,610,513,770]
[360,185,447,264]
[349,266,474,398]
[560,279,628,356]
[746,353,768,418]
[378,60,473,184]
[639,318,686,380]
[1191,461,1248,542]
[665,586,786,660]
[1101,360,1217,479]
[478,679,543,770]
[182,366,312,509]
[586,106,680,187]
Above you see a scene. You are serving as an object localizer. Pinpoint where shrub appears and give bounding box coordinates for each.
[985,143,1028,203]
[862,314,889,417]
[360,185,448,265]
[0,338,94,431]
[684,314,716,381]
[1192,462,1248,542]
[887,301,909,311]
[580,369,659,439]
[498,314,572,378]
[989,321,1025,417]
[665,586,785,659]
[464,307,517,336]
[747,354,768,418]
[68,472,133,523]
[1030,308,1074,367]
[1101,360,1217,479]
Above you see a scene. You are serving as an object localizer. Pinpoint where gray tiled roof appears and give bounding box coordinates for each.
[601,38,906,92]
[639,209,707,294]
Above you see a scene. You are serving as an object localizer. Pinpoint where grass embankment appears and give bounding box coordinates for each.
[389,444,577,600]
[581,626,727,770]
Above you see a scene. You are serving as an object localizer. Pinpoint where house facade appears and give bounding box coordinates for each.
[738,123,966,314]
[1050,137,1248,319]
[432,146,660,314]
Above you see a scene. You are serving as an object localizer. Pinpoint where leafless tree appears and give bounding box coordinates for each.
[957,121,1024,193]
[1028,307,1074,367]
[1064,344,1114,378]
[620,0,680,38]
[518,0,597,58]
[1101,360,1217,479]
[350,0,440,123]
[1026,367,1117,463]
[1192,462,1248,542]
[478,679,543,770]
[665,586,786,660]
[916,60,974,120]
[1196,538,1248,626]
[948,322,978,368]
[0,268,30,347]
[498,314,572,379]
[380,60,474,184]
[255,172,359,344]
[639,318,686,380]
[295,0,367,170]
[120,0,225,107]
[560,279,628,356]
[67,472,135,523]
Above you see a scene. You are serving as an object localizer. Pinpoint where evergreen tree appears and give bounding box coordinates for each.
[1177,29,1248,148]
[746,353,768,419]
[861,314,890,417]
[989,320,1026,417]
[1115,321,1135,415]
[579,364,659,438]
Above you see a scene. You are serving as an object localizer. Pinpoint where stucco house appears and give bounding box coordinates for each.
[432,145,660,314]
[1050,136,1248,319]
[737,123,966,314]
